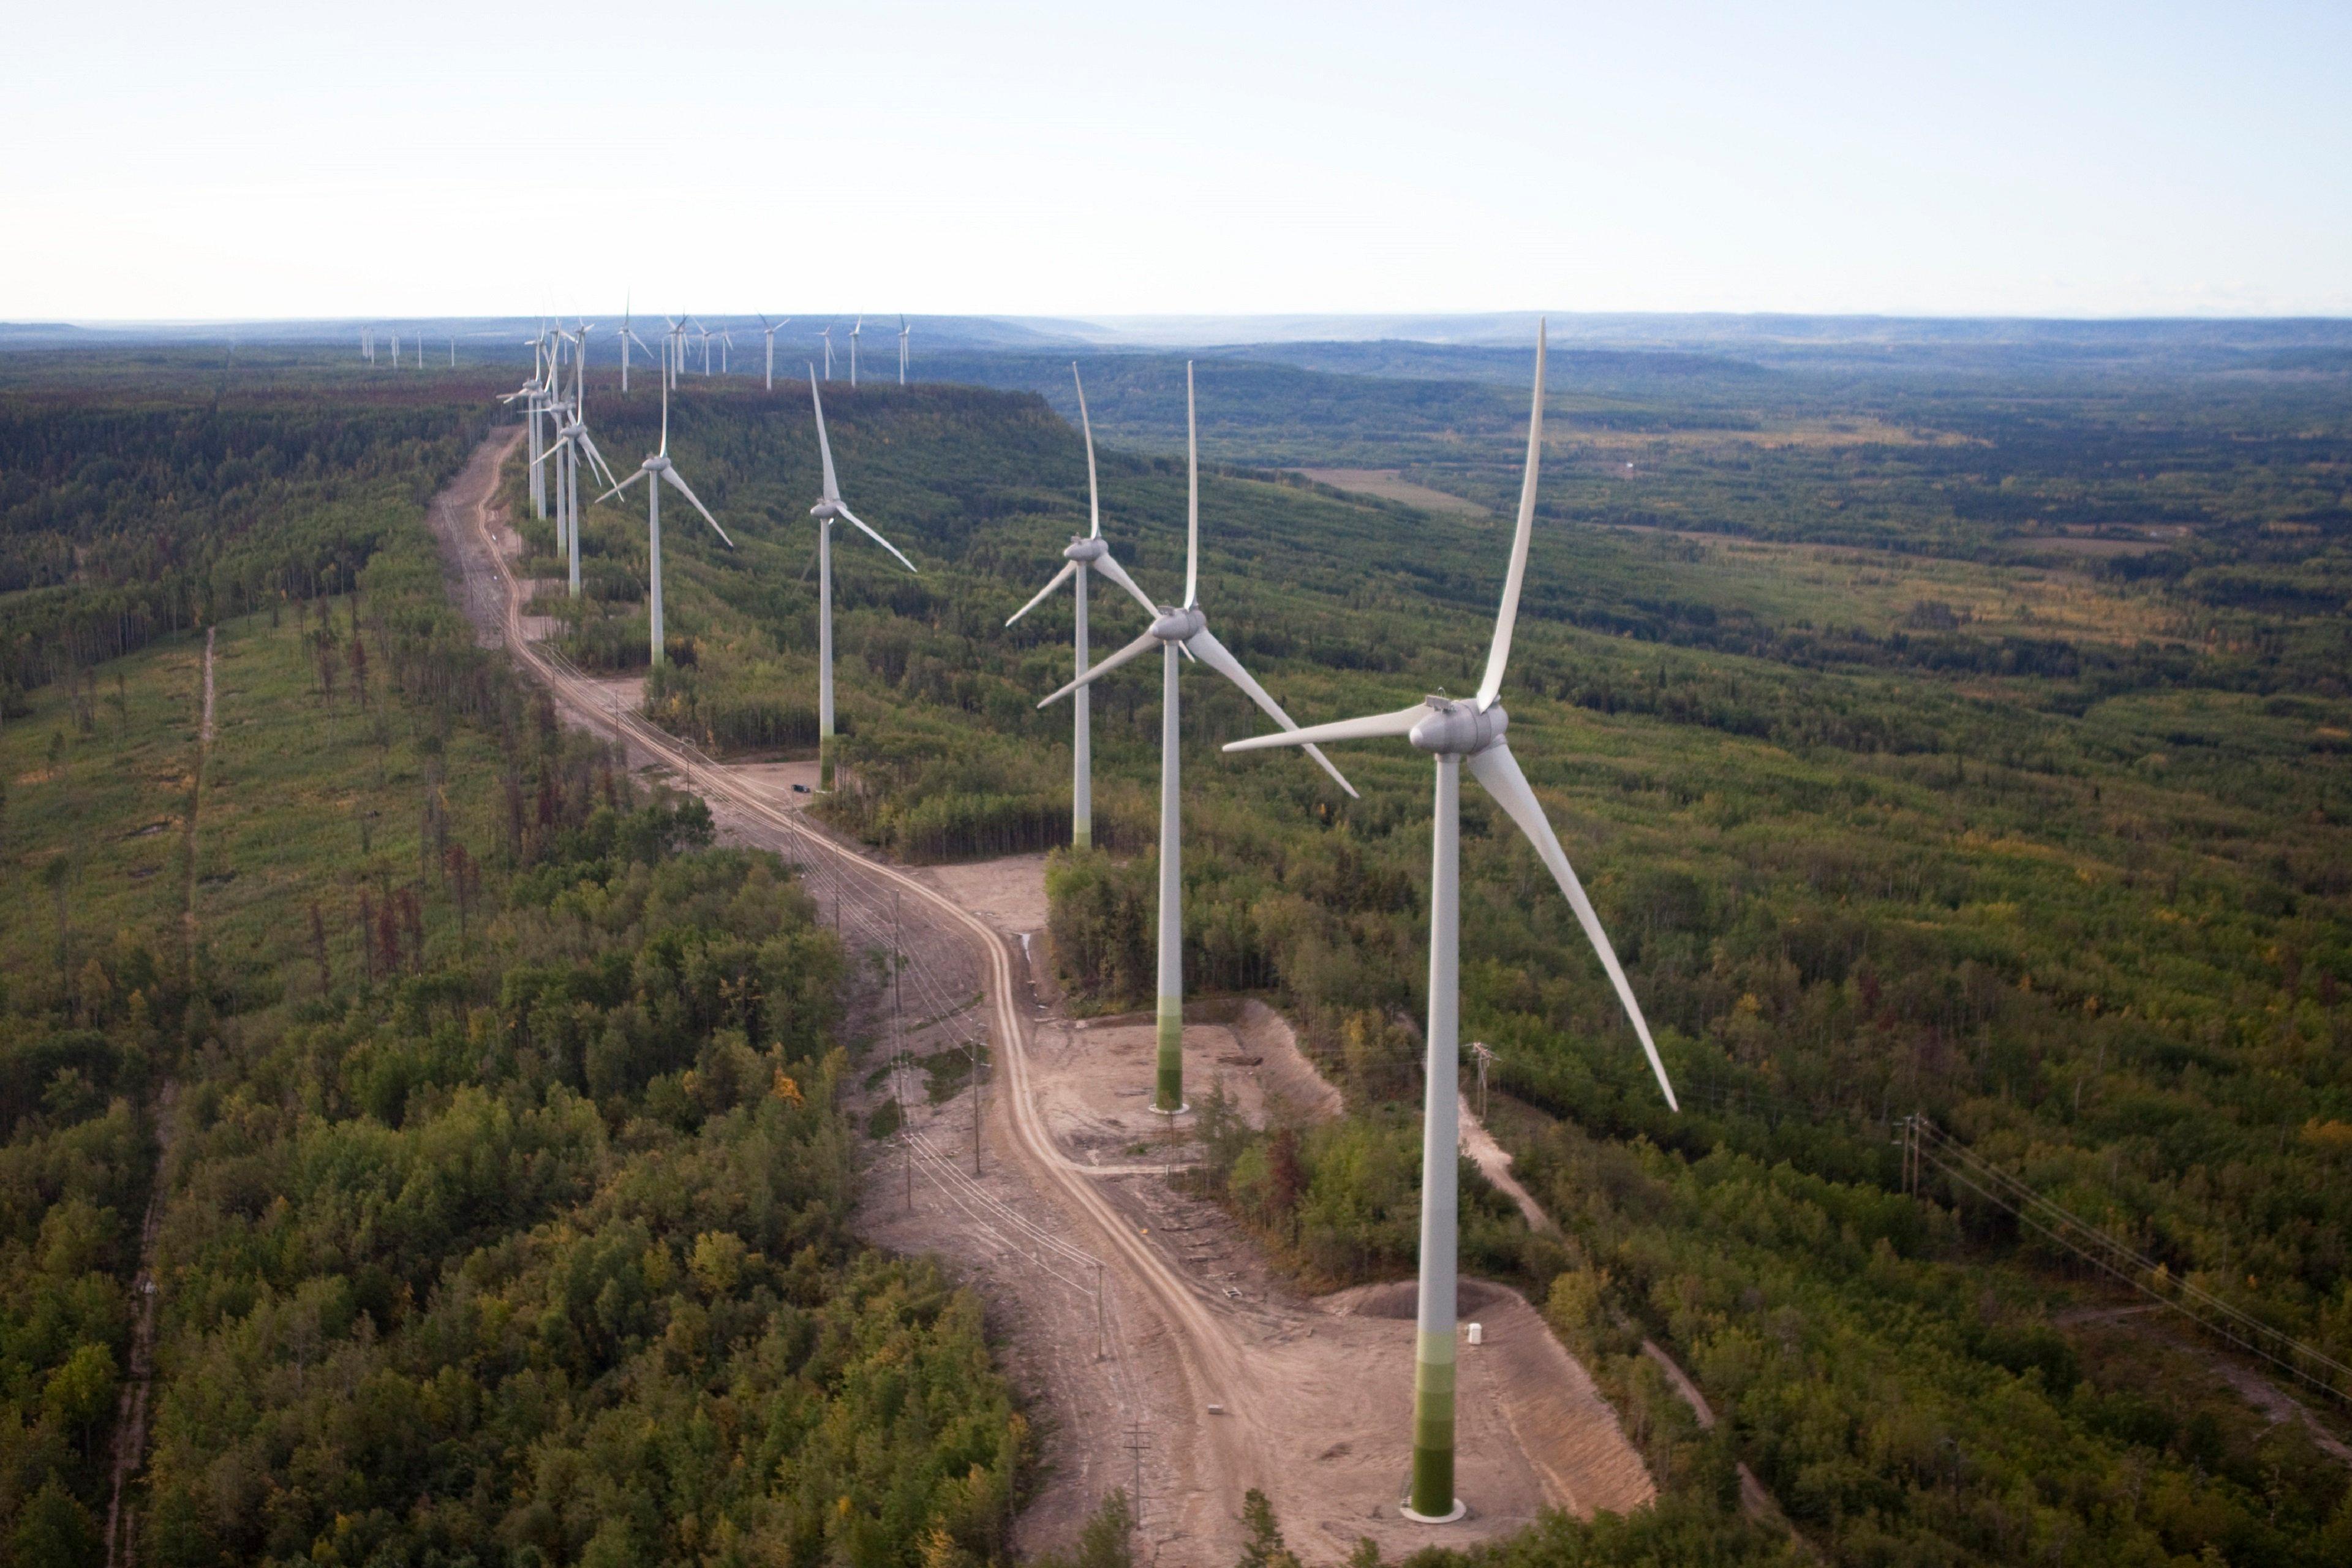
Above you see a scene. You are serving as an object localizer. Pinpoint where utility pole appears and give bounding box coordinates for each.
[1470,1041,1497,1122]
[1096,1261,1107,1362]
[970,1029,984,1175]
[1123,1423,1149,1529]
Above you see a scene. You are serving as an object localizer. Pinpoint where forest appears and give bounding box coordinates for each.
[0,383,1022,1568]
[1,334,2348,1565]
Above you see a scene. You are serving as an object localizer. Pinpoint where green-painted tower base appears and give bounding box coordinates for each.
[818,733,836,793]
[1154,995,1186,1114]
[1404,1328,1463,1521]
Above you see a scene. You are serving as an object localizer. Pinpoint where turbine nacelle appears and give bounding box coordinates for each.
[1408,697,1509,757]
[1063,537,1109,564]
[810,499,844,521]
[644,454,672,475]
[1148,606,1206,643]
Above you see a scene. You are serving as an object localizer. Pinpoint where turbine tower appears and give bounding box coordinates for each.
[805,367,918,791]
[620,299,652,394]
[1006,365,1159,850]
[850,315,862,386]
[534,391,621,600]
[758,314,790,390]
[595,368,734,666]
[502,332,554,521]
[820,325,833,380]
[1224,322,1678,1524]
[1041,363,1355,1112]
[898,315,910,383]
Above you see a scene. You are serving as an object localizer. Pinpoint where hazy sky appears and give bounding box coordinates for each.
[6,1,2346,321]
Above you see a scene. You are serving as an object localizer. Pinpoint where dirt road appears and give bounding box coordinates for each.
[431,431,1653,1562]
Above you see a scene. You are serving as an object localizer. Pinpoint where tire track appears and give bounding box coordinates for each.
[106,627,209,1568]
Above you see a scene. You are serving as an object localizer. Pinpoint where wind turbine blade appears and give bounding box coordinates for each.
[1183,361,1199,609]
[658,466,734,547]
[530,439,571,469]
[1090,550,1160,619]
[576,431,622,492]
[594,470,648,505]
[1038,626,1158,707]
[1006,560,1078,626]
[1072,363,1101,538]
[1221,702,1426,753]
[1477,320,1547,710]
[835,505,918,575]
[808,368,840,501]
[1467,740,1676,1110]
[1185,627,1357,796]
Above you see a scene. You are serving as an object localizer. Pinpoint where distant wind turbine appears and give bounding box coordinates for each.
[758,314,790,390]
[1224,322,1677,1525]
[619,298,652,394]
[805,366,918,790]
[1041,363,1355,1112]
[1006,364,1159,849]
[502,330,555,521]
[850,315,862,386]
[595,366,733,666]
[533,333,622,600]
[820,325,833,381]
[898,315,910,384]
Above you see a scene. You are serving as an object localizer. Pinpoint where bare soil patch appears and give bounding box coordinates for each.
[1293,468,1490,518]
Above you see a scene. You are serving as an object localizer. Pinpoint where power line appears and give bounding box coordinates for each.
[1902,1114,2351,1407]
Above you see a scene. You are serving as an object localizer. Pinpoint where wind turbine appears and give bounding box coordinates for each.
[566,321,597,421]
[619,299,652,394]
[718,329,733,376]
[1041,363,1355,1112]
[820,325,833,380]
[898,315,910,384]
[595,366,734,666]
[850,315,862,386]
[1224,323,1677,1524]
[502,331,554,521]
[534,347,622,600]
[1006,365,1159,850]
[804,366,918,790]
[758,314,790,390]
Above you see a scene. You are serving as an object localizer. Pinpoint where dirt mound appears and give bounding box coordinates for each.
[1323,1277,1510,1320]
